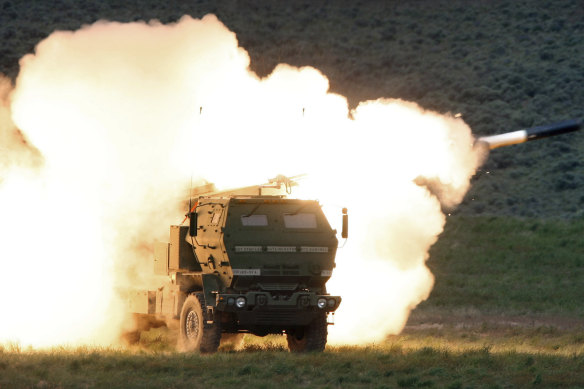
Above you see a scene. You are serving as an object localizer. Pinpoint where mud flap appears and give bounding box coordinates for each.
[202,274,220,309]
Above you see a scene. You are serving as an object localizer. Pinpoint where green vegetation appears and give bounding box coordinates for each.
[1,338,584,389]
[419,215,584,316]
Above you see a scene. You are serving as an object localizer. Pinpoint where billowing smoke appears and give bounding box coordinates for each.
[0,15,482,347]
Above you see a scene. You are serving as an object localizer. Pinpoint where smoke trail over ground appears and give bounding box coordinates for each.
[0,15,482,347]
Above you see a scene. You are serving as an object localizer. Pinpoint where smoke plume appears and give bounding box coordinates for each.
[0,15,482,347]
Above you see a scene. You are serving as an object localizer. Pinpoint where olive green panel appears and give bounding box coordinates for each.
[188,198,339,290]
[202,274,221,308]
[192,199,233,286]
[169,225,201,272]
[221,198,338,289]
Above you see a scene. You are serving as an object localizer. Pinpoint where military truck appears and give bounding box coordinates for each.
[125,175,345,353]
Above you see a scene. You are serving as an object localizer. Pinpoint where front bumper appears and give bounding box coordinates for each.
[216,291,341,312]
[216,291,341,328]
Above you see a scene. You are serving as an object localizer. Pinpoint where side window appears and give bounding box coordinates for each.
[283,213,317,229]
[241,214,268,226]
[210,210,223,226]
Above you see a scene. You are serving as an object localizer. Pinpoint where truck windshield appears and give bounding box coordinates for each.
[241,214,268,226]
[283,213,317,228]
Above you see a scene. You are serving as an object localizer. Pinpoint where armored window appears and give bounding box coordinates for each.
[241,214,268,226]
[283,213,317,229]
[210,210,222,226]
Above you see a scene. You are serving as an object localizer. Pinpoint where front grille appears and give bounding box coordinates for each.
[236,307,316,327]
[283,270,300,275]
[257,283,299,291]
[255,309,298,325]
[261,264,300,276]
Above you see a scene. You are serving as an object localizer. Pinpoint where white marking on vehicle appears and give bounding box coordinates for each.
[235,246,263,252]
[300,246,329,253]
[232,269,261,276]
[267,246,297,253]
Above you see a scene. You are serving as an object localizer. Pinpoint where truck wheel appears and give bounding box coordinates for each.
[179,293,220,353]
[287,313,327,352]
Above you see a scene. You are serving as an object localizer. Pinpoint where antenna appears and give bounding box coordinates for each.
[183,105,203,225]
[188,175,192,219]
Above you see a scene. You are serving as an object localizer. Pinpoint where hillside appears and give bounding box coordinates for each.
[1,0,583,218]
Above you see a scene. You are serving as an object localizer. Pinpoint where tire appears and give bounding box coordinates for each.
[286,313,328,352]
[179,293,221,353]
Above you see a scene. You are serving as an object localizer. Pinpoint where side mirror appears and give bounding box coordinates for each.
[189,212,198,237]
[341,208,348,239]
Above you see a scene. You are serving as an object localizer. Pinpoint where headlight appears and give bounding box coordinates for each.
[317,298,327,309]
[327,299,336,308]
[227,297,235,306]
[235,296,247,308]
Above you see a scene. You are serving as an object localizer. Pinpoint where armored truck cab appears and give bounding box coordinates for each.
[127,185,343,353]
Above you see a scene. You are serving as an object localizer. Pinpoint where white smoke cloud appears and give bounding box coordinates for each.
[0,14,482,347]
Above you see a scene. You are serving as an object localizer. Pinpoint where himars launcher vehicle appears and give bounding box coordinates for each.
[124,119,581,353]
[125,175,347,353]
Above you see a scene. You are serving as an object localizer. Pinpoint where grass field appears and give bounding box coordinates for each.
[421,215,584,316]
[2,215,583,388]
[2,329,584,388]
